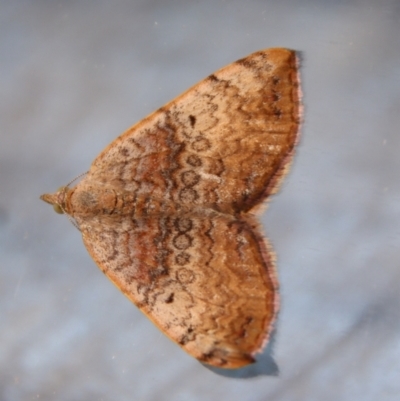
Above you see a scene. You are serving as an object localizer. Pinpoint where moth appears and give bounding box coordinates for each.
[41,48,301,369]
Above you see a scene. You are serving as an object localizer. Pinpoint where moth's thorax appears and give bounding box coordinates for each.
[67,182,179,218]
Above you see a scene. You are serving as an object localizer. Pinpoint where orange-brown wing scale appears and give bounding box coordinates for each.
[85,48,300,215]
[81,212,278,368]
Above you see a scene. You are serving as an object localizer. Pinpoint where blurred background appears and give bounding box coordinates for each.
[1,0,399,400]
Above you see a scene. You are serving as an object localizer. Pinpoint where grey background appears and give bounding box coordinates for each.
[1,0,400,400]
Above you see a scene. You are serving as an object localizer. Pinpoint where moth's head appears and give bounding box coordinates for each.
[40,186,69,214]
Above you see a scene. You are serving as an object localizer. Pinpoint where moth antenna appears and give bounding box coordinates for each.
[65,171,89,188]
[60,173,88,231]
[66,214,81,232]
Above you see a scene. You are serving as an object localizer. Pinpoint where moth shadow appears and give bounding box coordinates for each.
[203,329,279,378]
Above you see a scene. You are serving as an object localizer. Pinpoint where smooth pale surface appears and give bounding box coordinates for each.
[1,1,400,400]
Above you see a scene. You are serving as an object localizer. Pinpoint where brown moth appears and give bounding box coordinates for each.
[41,48,302,369]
